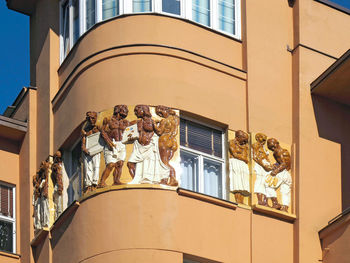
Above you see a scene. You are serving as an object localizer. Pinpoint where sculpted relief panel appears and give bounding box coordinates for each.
[251,134,292,213]
[32,106,295,231]
[81,104,180,193]
[228,131,294,215]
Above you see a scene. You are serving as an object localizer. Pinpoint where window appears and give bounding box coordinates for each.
[218,0,236,35]
[63,141,82,206]
[162,0,181,15]
[192,0,210,26]
[103,0,119,20]
[72,0,80,44]
[133,0,152,12]
[180,118,225,199]
[60,0,241,62]
[61,0,70,60]
[0,184,16,254]
[86,0,96,30]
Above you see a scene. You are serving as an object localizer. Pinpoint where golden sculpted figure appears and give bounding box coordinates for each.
[229,130,250,204]
[81,111,101,192]
[252,133,272,206]
[265,138,292,212]
[154,105,179,186]
[127,105,171,184]
[32,171,41,229]
[32,160,50,229]
[99,105,129,187]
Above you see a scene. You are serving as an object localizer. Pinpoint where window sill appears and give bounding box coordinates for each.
[31,228,49,247]
[177,188,237,210]
[51,201,80,233]
[0,251,20,259]
[252,204,296,222]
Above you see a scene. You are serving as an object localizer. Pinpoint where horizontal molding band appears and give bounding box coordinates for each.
[53,44,246,108]
[59,12,242,70]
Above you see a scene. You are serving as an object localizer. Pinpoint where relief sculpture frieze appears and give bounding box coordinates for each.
[79,105,180,193]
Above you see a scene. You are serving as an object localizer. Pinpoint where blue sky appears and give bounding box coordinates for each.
[0,1,29,114]
[0,0,350,115]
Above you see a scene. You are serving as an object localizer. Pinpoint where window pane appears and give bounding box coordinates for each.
[203,159,222,198]
[192,0,210,26]
[73,0,80,44]
[62,1,70,57]
[0,186,12,218]
[103,0,119,20]
[218,0,235,34]
[0,220,13,253]
[72,142,82,174]
[187,121,212,155]
[133,0,152,12]
[86,0,96,30]
[180,118,186,146]
[162,0,180,15]
[180,151,199,192]
[213,129,222,158]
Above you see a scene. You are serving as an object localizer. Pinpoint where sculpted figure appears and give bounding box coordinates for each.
[52,151,63,219]
[229,130,250,204]
[32,172,41,229]
[82,111,101,193]
[252,133,272,206]
[127,105,170,184]
[98,105,129,187]
[154,105,179,186]
[265,138,292,212]
[36,160,50,228]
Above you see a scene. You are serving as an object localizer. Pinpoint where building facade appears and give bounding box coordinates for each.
[1,0,350,262]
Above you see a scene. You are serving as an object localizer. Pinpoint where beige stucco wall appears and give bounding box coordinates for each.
[53,14,246,149]
[50,189,253,263]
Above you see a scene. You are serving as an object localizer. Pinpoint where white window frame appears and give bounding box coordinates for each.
[60,0,241,63]
[180,116,227,200]
[0,183,16,254]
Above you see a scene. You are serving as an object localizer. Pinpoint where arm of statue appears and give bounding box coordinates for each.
[228,140,235,157]
[271,162,286,176]
[271,150,291,175]
[81,126,90,155]
[101,118,115,150]
[154,119,165,136]
[252,144,258,162]
[81,135,89,155]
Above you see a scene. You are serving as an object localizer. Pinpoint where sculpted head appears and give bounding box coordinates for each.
[156,105,176,118]
[54,151,62,162]
[235,130,248,145]
[267,138,279,151]
[255,133,267,144]
[156,105,169,118]
[114,105,128,119]
[134,105,152,118]
[86,111,97,126]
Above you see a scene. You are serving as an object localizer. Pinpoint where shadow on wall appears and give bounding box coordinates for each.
[312,95,350,211]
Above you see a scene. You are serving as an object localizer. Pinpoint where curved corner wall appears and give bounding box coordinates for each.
[50,188,251,263]
[53,14,246,149]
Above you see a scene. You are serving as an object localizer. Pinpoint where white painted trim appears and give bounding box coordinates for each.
[96,0,103,22]
[12,187,16,253]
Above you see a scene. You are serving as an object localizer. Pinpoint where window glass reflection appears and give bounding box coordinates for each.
[133,0,152,12]
[162,0,180,15]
